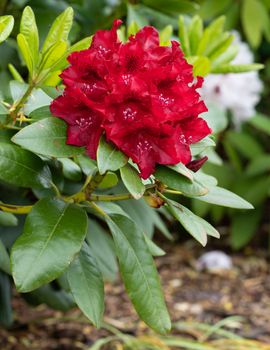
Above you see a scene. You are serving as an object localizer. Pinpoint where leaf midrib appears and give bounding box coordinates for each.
[21,203,69,289]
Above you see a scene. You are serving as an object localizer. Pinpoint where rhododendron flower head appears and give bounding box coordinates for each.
[50,20,211,179]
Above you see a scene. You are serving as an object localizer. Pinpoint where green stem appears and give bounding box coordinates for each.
[84,172,105,199]
[89,193,134,201]
[9,82,35,121]
[0,203,33,214]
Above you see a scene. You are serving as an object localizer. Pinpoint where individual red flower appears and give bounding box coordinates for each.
[50,20,211,179]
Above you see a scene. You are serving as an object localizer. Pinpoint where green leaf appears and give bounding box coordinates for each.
[246,155,270,177]
[98,172,118,189]
[0,239,11,274]
[225,131,263,159]
[8,63,24,82]
[188,15,203,55]
[106,214,171,334]
[188,55,211,76]
[0,211,18,227]
[144,235,166,256]
[12,117,84,158]
[9,81,52,115]
[0,143,51,188]
[211,63,264,73]
[0,15,14,44]
[155,166,208,196]
[242,0,265,48]
[97,136,128,175]
[86,219,118,281]
[68,243,104,327]
[164,198,207,246]
[120,164,145,199]
[178,15,190,56]
[39,41,67,72]
[168,163,194,181]
[59,158,82,181]
[230,209,262,249]
[26,284,75,311]
[11,198,87,292]
[195,186,254,209]
[42,7,74,54]
[248,113,270,135]
[0,271,13,328]
[17,33,33,75]
[20,6,39,67]
[29,105,52,121]
[197,16,226,55]
[76,155,97,176]
[190,136,216,156]
[202,103,228,134]
[159,25,173,46]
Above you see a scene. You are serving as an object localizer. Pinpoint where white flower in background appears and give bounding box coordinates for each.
[201,32,263,127]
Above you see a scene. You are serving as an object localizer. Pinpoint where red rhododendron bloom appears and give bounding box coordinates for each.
[50,20,211,179]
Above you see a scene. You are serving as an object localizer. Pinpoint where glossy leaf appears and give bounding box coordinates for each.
[190,136,216,156]
[164,198,208,246]
[17,33,33,75]
[0,143,51,188]
[155,166,208,196]
[42,7,73,53]
[20,7,39,67]
[195,186,254,209]
[12,117,84,158]
[39,41,67,72]
[120,164,145,199]
[106,214,171,334]
[68,243,104,328]
[0,15,14,44]
[97,136,128,175]
[86,219,118,281]
[59,158,82,181]
[11,198,87,292]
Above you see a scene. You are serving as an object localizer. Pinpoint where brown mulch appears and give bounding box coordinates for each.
[1,243,270,349]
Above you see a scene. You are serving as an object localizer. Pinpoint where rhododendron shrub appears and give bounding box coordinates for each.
[50,20,211,179]
[0,7,256,333]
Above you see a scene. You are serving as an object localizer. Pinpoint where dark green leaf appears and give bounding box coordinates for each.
[106,214,171,334]
[59,158,82,181]
[0,143,51,188]
[0,271,13,327]
[0,239,11,274]
[86,219,118,281]
[11,198,87,292]
[248,113,270,135]
[230,209,262,249]
[12,117,84,158]
[68,243,104,327]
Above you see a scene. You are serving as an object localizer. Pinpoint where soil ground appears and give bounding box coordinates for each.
[1,242,270,349]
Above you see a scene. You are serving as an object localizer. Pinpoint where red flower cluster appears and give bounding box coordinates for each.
[50,20,211,179]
